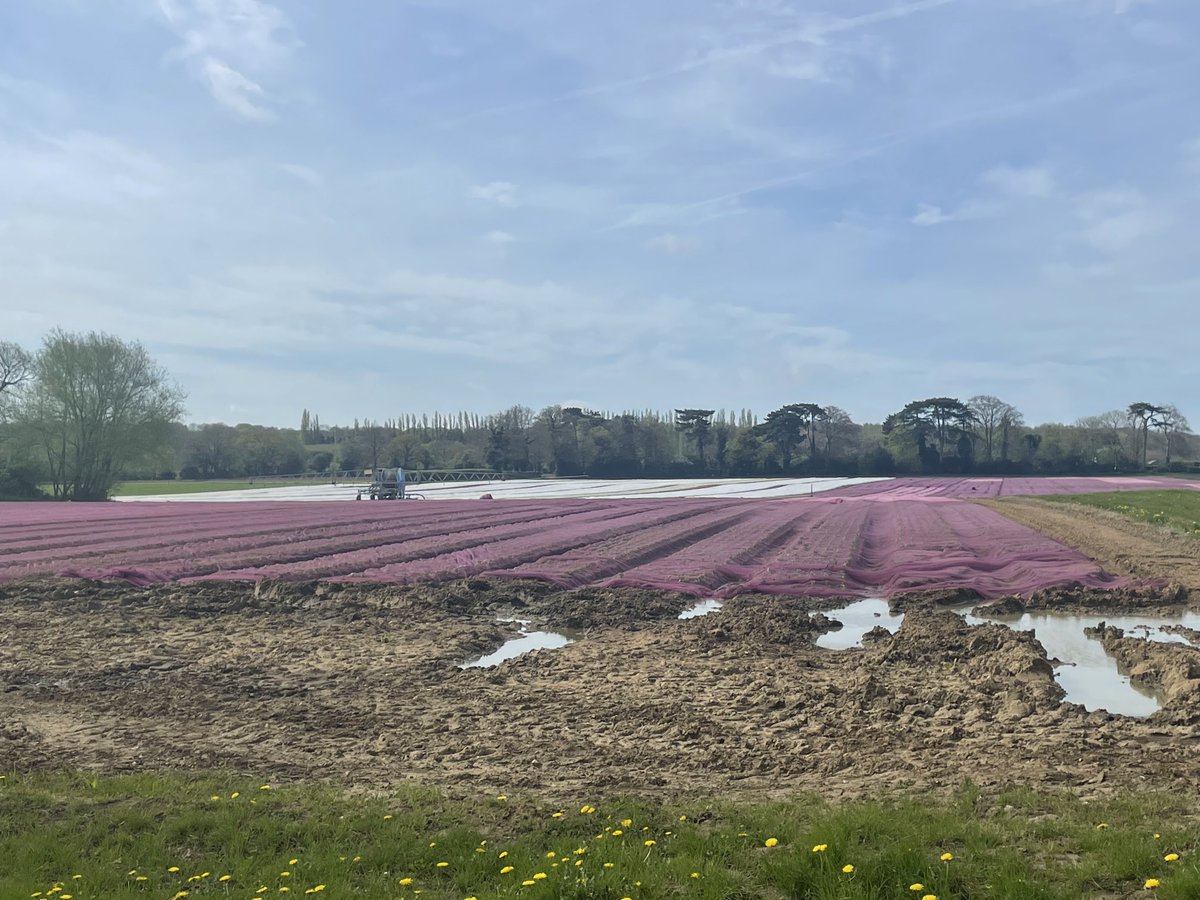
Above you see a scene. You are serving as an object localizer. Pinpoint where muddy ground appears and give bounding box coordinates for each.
[986,498,1200,590]
[3,576,1200,802]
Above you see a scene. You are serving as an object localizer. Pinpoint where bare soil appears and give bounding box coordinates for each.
[3,576,1199,802]
[985,498,1200,590]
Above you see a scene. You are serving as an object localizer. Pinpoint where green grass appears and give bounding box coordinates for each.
[1044,490,1200,537]
[2,773,1198,899]
[109,478,363,497]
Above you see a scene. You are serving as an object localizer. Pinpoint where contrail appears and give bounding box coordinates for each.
[432,0,959,128]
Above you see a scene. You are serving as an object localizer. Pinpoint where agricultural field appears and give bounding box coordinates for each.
[0,489,1152,596]
[5,476,1200,898]
[1041,490,1200,537]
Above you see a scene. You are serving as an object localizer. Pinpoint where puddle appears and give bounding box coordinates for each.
[963,610,1200,718]
[816,598,904,649]
[460,628,575,669]
[679,599,723,619]
[812,598,1199,718]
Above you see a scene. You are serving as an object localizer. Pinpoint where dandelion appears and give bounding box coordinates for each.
[922,896,938,900]
[690,872,700,878]
[435,862,449,869]
[289,859,299,866]
[219,875,232,882]
[765,837,779,847]
[231,792,240,799]
[812,844,828,853]
[260,784,271,790]
[500,866,514,874]
[499,851,509,859]
[384,815,394,821]
[1145,879,1161,889]
[521,881,535,887]
[1096,823,1109,830]
[352,857,362,863]
[1154,833,1162,839]
[910,884,924,891]
[680,815,687,822]
[644,840,656,847]
[168,867,181,873]
[211,795,221,801]
[603,863,614,869]
[533,873,548,880]
[1165,853,1180,862]
[546,851,556,858]
[621,819,633,827]
[136,877,148,883]
[551,812,564,819]
[842,864,855,874]
[398,878,413,886]
[940,852,954,862]
[612,830,623,836]
[496,795,507,802]
[280,872,291,878]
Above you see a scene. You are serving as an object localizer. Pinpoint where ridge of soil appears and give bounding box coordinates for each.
[3,578,1199,801]
[984,498,1200,590]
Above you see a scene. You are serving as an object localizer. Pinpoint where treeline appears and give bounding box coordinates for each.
[2,332,1195,497]
[165,397,1194,481]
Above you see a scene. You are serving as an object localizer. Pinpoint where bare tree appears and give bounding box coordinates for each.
[0,341,32,400]
[1154,404,1191,468]
[968,395,1023,462]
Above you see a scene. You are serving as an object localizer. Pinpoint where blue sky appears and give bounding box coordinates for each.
[1,0,1196,428]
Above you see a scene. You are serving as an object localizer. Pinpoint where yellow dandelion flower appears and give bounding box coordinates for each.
[1166,853,1180,862]
[499,851,508,859]
[200,872,210,878]
[260,784,271,790]
[765,837,779,848]
[1154,833,1162,839]
[168,867,181,873]
[211,795,221,801]
[812,844,828,853]
[289,859,299,866]
[60,896,72,900]
[533,873,548,880]
[500,866,514,874]
[279,889,289,894]
[136,878,148,883]
[352,856,361,863]
[280,872,291,878]
[521,880,535,887]
[603,863,614,869]
[546,851,556,858]
[551,812,564,819]
[1145,878,1161,889]
[231,792,240,799]
[399,878,413,886]
[922,895,938,900]
[644,840,656,847]
[127,870,138,876]
[384,815,394,821]
[435,862,449,868]
[910,884,925,891]
[612,829,623,836]
[621,818,632,827]
[940,852,954,862]
[219,875,231,882]
[575,860,583,867]
[690,872,700,879]
[680,815,687,821]
[842,864,855,874]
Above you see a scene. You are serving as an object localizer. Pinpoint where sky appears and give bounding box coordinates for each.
[1,0,1197,429]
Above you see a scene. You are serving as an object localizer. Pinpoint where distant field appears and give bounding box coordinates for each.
[111,478,358,497]
[1045,490,1200,536]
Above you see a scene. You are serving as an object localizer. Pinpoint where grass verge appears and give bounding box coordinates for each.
[109,479,361,497]
[1043,490,1200,537]
[2,773,1198,899]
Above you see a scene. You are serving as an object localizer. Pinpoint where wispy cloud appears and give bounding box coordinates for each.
[485,230,515,244]
[201,58,272,120]
[644,233,697,253]
[468,181,518,206]
[911,204,953,226]
[279,162,323,188]
[434,0,959,128]
[157,0,297,120]
[981,164,1057,198]
[1076,188,1166,251]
